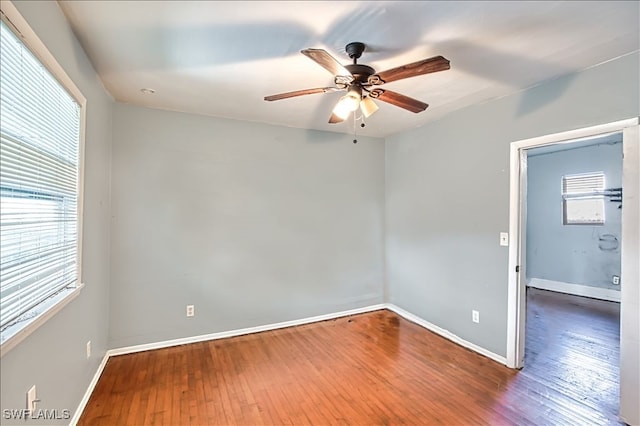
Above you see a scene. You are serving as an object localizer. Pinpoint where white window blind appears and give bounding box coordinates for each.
[562,172,605,196]
[562,172,605,225]
[0,20,81,335]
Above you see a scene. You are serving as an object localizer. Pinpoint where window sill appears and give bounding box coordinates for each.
[0,283,85,358]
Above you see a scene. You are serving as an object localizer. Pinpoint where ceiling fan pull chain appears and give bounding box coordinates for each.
[353,111,358,144]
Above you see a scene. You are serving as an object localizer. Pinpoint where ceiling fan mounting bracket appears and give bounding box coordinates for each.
[368,75,384,85]
[334,75,352,88]
[369,88,383,99]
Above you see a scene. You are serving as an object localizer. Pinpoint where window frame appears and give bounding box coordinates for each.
[561,171,606,226]
[0,2,86,357]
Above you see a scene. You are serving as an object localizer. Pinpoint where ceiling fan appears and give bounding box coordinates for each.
[264,42,450,124]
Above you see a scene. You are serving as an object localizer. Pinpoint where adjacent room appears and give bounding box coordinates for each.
[522,135,624,424]
[0,1,638,425]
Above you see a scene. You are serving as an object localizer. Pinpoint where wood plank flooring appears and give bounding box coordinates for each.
[521,287,620,425]
[80,291,621,425]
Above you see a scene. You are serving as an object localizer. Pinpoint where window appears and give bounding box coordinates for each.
[0,17,84,348]
[562,172,605,225]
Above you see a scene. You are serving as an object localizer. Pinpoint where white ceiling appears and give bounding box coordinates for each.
[57,1,639,138]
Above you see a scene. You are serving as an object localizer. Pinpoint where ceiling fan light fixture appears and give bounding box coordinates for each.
[360,96,379,118]
[265,42,449,123]
[333,91,361,119]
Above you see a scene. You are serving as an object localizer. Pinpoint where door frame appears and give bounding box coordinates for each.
[506,116,639,422]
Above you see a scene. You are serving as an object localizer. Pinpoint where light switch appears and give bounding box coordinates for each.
[27,385,38,411]
[500,232,509,246]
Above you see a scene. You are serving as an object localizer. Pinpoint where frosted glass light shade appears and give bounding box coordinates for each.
[360,96,379,117]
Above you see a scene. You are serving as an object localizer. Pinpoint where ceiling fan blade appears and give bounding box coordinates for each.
[301,48,353,78]
[328,112,345,124]
[371,89,428,113]
[369,55,450,85]
[264,87,339,101]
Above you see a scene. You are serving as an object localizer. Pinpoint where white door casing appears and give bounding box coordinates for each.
[507,117,639,422]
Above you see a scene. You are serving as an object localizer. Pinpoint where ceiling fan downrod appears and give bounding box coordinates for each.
[343,42,375,86]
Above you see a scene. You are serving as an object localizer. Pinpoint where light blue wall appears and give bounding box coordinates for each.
[385,52,639,357]
[109,104,385,349]
[526,141,623,290]
[0,1,113,424]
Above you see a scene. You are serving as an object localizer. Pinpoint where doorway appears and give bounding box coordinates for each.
[506,118,639,424]
[526,133,623,301]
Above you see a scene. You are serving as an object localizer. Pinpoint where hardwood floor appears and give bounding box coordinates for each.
[522,287,620,425]
[80,294,621,425]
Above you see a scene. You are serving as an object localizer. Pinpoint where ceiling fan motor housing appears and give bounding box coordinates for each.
[345,64,375,84]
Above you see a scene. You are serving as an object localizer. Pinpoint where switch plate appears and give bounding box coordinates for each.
[86,340,91,359]
[499,232,509,246]
[612,275,620,285]
[27,385,38,411]
[186,305,194,317]
[472,310,480,324]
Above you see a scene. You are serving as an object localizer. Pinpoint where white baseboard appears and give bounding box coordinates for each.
[385,304,507,366]
[70,304,384,424]
[70,302,506,424]
[528,278,621,302]
[108,304,386,356]
[70,352,109,426]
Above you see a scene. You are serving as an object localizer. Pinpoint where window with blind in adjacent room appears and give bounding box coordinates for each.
[0,17,85,348]
[562,171,605,225]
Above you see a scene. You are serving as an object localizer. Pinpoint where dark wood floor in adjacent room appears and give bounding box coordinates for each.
[522,287,620,425]
[80,290,620,425]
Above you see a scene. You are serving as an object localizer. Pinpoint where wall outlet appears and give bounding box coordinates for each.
[27,385,38,411]
[186,305,195,317]
[499,232,509,246]
[472,310,480,323]
[612,275,620,285]
[86,340,91,359]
